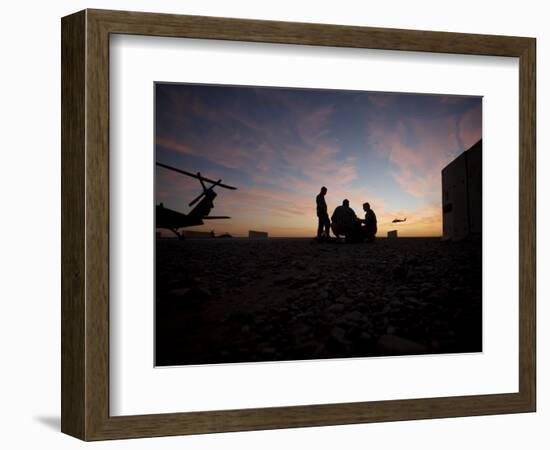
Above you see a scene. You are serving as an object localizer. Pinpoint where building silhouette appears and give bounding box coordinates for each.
[441,139,482,241]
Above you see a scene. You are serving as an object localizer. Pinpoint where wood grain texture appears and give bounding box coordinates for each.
[85,10,111,440]
[518,39,536,409]
[61,10,86,439]
[88,8,532,57]
[61,9,537,441]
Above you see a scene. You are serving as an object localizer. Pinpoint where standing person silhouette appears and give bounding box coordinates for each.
[316,186,331,241]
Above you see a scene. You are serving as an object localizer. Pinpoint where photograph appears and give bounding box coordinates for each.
[51,3,539,442]
[154,83,483,367]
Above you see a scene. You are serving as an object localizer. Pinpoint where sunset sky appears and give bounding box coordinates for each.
[155,83,481,237]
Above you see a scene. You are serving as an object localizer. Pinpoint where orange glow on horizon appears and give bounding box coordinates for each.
[171,206,443,238]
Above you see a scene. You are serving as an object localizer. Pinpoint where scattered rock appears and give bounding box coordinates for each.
[326,303,345,313]
[293,323,312,336]
[377,334,428,355]
[360,332,372,341]
[169,286,212,302]
[290,277,310,288]
[429,288,450,300]
[261,347,276,355]
[335,295,352,304]
[295,341,318,354]
[390,298,402,307]
[400,289,416,297]
[343,310,363,323]
[393,265,408,280]
[330,327,347,344]
[273,276,291,286]
[406,256,419,265]
[291,260,307,270]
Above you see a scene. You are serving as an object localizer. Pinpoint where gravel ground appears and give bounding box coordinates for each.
[155,237,482,366]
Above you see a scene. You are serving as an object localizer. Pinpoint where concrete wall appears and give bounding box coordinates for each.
[467,141,483,235]
[442,140,482,241]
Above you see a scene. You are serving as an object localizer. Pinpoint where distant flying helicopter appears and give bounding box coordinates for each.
[392,218,407,223]
[156,162,237,239]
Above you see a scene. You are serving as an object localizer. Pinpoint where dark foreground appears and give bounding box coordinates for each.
[156,237,482,366]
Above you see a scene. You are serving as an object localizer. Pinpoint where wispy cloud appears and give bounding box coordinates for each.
[367,105,481,201]
[155,137,194,155]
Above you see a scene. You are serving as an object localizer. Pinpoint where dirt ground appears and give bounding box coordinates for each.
[155,237,482,366]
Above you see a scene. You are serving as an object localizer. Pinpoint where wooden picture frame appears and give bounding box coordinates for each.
[61,9,536,441]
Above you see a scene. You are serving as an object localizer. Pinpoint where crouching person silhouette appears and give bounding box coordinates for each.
[331,199,362,243]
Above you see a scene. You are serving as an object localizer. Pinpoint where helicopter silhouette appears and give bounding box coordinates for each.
[392,218,407,223]
[156,162,237,239]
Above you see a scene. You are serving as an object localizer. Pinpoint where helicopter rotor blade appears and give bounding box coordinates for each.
[197,172,207,191]
[209,179,223,189]
[188,192,206,207]
[188,179,223,207]
[156,162,237,190]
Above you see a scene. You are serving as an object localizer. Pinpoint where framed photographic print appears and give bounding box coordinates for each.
[61,9,536,440]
